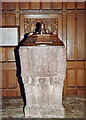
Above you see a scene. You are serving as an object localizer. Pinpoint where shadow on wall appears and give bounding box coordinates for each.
[14,33,30,113]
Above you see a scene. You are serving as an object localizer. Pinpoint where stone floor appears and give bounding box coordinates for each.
[0,96,85,119]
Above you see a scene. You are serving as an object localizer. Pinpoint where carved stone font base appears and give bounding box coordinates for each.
[19,46,66,118]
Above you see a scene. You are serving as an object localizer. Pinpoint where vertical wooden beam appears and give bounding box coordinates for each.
[62,13,66,48]
[0,2,2,26]
[67,13,75,60]
[20,15,24,41]
[58,14,63,41]
[16,2,19,26]
[77,13,85,60]
[74,13,77,60]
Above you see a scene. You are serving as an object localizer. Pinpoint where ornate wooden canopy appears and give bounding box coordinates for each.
[22,34,64,46]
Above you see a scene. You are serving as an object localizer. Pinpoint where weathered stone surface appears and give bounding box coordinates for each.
[19,46,66,118]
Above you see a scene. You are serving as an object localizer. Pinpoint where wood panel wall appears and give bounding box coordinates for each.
[0,2,85,97]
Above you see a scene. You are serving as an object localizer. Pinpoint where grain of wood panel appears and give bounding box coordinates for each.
[67,69,76,87]
[77,89,85,95]
[0,48,6,61]
[85,61,86,69]
[7,63,16,70]
[0,63,7,71]
[67,13,75,60]
[30,2,40,9]
[77,13,85,60]
[7,89,17,97]
[2,89,7,97]
[77,2,85,9]
[2,15,6,26]
[7,15,16,26]
[0,70,7,89]
[0,91,1,97]
[19,2,29,9]
[67,88,76,95]
[7,70,17,88]
[2,14,16,26]
[7,47,15,61]
[16,2,19,26]
[0,70,2,88]
[51,2,62,9]
[0,63,16,70]
[41,2,51,9]
[0,2,2,10]
[77,69,84,86]
[2,2,16,9]
[67,61,85,69]
[17,81,21,96]
[63,77,67,96]
[67,2,75,9]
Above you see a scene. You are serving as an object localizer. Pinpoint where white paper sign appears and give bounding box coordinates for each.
[0,27,18,46]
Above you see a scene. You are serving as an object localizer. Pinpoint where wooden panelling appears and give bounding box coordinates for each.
[63,77,67,96]
[0,63,16,71]
[7,47,15,61]
[2,89,17,97]
[67,70,76,87]
[0,70,7,89]
[2,2,16,10]
[7,63,16,70]
[30,2,40,9]
[51,2,62,9]
[0,70,2,88]
[67,61,85,69]
[0,90,1,97]
[0,48,6,61]
[19,2,29,9]
[77,13,85,60]
[77,89,85,95]
[7,89,17,97]
[2,15,6,26]
[0,1,2,10]
[67,2,75,9]
[67,13,75,60]
[62,13,66,47]
[67,88,76,95]
[77,2,85,9]
[7,70,17,88]
[1,2,85,97]
[2,14,16,26]
[77,69,84,86]
[41,2,51,9]
[2,89,7,97]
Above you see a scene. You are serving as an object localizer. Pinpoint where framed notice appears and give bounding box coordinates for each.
[0,26,19,46]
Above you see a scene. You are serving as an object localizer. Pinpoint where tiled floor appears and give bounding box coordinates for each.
[0,96,85,119]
